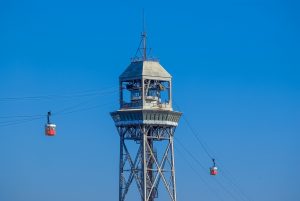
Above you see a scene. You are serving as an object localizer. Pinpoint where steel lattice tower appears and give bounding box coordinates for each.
[111,32,182,201]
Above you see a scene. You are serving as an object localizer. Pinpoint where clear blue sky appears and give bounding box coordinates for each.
[0,0,299,201]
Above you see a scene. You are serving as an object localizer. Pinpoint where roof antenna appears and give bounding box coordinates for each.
[142,9,147,61]
[132,9,151,62]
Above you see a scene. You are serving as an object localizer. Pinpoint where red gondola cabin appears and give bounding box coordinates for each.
[210,166,218,176]
[45,111,56,136]
[45,123,56,136]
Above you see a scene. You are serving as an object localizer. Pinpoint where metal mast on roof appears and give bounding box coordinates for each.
[133,10,153,62]
[142,10,147,61]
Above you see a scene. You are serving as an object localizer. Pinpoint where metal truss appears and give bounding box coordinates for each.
[117,125,177,201]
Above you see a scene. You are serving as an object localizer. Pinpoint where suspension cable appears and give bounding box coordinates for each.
[175,137,245,201]
[174,102,253,201]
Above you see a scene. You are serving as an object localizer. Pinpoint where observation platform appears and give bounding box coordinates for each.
[111,109,182,126]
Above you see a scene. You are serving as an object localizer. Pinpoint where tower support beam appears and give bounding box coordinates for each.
[115,124,180,201]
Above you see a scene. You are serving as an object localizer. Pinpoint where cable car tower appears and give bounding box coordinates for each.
[110,29,182,201]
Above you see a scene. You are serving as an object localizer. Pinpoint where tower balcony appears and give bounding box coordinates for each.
[110,109,182,127]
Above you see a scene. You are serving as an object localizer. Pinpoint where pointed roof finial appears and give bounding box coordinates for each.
[132,10,158,62]
[142,9,147,61]
[142,9,146,33]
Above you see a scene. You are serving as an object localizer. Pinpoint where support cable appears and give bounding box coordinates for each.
[175,137,243,201]
[174,102,252,201]
[0,86,117,102]
[182,114,215,160]
[182,115,252,201]
[174,146,226,201]
[217,162,252,201]
[0,92,117,128]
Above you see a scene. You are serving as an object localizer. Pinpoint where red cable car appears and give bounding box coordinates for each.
[45,111,56,136]
[210,159,218,176]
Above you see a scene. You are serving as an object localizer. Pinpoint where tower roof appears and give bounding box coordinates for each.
[120,60,172,80]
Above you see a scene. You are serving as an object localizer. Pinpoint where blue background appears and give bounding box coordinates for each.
[0,0,299,201]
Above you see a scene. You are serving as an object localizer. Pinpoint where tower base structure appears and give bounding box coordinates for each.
[111,109,182,201]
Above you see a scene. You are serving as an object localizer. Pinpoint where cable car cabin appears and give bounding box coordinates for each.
[45,123,56,136]
[210,166,218,176]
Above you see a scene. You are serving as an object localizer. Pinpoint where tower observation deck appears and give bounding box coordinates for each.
[111,31,182,201]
